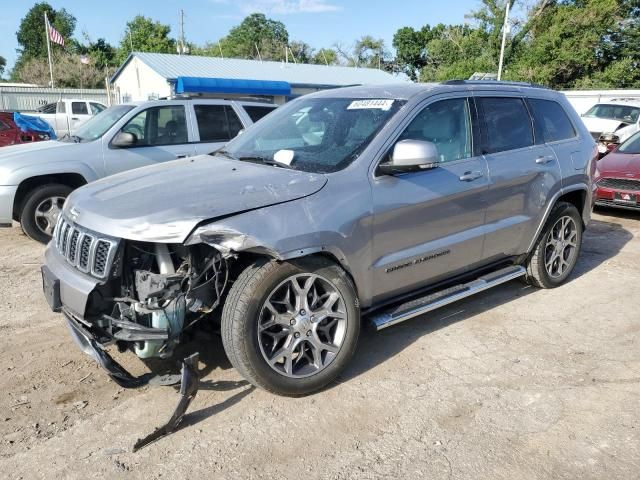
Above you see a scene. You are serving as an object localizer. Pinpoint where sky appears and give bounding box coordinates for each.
[1,0,480,71]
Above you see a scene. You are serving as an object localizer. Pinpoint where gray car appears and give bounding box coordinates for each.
[42,81,596,397]
[0,98,277,243]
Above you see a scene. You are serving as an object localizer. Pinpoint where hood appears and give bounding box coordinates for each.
[0,140,90,177]
[597,152,640,177]
[581,117,628,135]
[64,155,327,243]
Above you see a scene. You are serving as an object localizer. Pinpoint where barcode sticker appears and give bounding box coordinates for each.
[347,99,394,111]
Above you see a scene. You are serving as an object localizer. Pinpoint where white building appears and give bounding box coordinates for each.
[110,52,405,104]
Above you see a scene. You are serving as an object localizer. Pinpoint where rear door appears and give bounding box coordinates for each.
[476,94,562,259]
[0,117,18,146]
[370,95,490,302]
[192,103,245,155]
[103,103,196,175]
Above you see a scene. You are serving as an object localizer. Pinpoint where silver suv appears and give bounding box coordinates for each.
[0,98,276,243]
[42,81,596,397]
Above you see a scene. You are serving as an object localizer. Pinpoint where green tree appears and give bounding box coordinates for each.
[79,38,117,68]
[311,48,338,65]
[15,2,76,59]
[289,40,314,63]
[16,53,106,88]
[116,16,175,64]
[0,56,6,79]
[336,36,390,69]
[218,13,289,61]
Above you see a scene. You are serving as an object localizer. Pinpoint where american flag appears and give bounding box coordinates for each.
[46,17,65,47]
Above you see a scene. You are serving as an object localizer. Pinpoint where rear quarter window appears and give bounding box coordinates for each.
[528,98,576,143]
[477,97,534,153]
[243,105,277,123]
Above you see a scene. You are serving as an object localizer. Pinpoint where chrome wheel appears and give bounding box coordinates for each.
[34,196,65,236]
[258,273,347,378]
[544,215,578,278]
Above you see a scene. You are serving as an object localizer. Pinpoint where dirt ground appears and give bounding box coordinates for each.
[0,208,639,479]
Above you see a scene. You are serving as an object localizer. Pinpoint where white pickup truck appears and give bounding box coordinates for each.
[24,99,107,138]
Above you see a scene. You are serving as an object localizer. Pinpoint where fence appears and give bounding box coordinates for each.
[0,85,117,111]
[562,89,640,115]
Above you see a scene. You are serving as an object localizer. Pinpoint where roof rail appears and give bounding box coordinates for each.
[441,79,548,89]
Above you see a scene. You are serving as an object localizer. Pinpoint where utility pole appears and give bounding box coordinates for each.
[178,10,187,55]
[497,0,511,81]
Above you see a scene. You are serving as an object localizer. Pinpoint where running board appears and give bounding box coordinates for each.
[370,265,526,331]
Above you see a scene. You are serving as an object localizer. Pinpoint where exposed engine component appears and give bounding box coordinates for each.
[108,241,229,360]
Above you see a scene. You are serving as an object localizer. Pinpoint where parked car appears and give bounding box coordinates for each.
[580,99,640,155]
[0,112,52,147]
[594,130,640,211]
[41,81,596,401]
[25,99,107,138]
[0,98,277,242]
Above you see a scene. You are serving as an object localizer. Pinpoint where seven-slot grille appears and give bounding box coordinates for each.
[53,216,118,278]
[598,177,640,192]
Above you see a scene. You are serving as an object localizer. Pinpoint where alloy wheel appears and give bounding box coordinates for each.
[34,196,65,236]
[258,273,347,378]
[544,215,578,278]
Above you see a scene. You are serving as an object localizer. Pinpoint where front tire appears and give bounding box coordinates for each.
[19,184,71,244]
[524,201,583,288]
[221,257,360,396]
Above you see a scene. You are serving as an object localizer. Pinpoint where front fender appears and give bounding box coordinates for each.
[6,161,100,186]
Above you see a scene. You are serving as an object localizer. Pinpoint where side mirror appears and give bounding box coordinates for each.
[378,139,440,175]
[111,131,137,148]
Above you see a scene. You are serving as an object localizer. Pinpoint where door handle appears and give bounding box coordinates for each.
[535,155,554,164]
[176,154,188,159]
[71,117,79,120]
[459,171,483,182]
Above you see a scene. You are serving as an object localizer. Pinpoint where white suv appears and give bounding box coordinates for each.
[0,98,277,243]
[580,98,640,153]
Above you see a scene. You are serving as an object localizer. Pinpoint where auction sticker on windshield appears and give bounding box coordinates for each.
[347,99,394,111]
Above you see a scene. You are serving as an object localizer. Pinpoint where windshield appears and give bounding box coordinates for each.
[617,131,640,154]
[583,104,640,123]
[220,97,405,173]
[70,105,134,142]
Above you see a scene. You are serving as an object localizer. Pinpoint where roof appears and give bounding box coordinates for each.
[594,98,640,107]
[111,52,404,88]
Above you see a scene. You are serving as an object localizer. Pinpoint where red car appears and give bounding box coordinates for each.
[0,112,51,147]
[595,130,640,211]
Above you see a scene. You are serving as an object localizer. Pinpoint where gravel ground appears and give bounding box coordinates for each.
[0,208,639,479]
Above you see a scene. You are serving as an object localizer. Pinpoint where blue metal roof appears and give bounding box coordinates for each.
[112,52,405,87]
[176,76,291,96]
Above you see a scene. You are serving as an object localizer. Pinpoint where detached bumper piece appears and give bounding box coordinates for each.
[133,353,200,452]
[65,312,156,388]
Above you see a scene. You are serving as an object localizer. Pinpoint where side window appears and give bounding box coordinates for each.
[119,106,187,147]
[194,105,243,142]
[72,102,89,115]
[243,105,277,123]
[39,103,57,114]
[57,102,66,114]
[90,102,106,115]
[477,97,534,153]
[528,98,576,143]
[0,119,10,131]
[398,97,473,163]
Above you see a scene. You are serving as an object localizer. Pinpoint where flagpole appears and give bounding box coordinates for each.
[497,0,510,81]
[44,12,55,88]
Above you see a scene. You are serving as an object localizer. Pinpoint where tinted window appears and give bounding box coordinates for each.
[194,105,243,142]
[478,97,534,153]
[243,105,277,123]
[120,105,187,146]
[72,102,89,115]
[38,103,57,114]
[398,97,473,163]
[528,99,576,143]
[618,131,640,154]
[90,102,106,115]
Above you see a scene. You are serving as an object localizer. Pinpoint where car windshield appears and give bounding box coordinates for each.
[69,105,135,142]
[583,104,640,123]
[617,131,640,154]
[219,97,406,173]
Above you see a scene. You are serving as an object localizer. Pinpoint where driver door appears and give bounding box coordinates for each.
[103,104,195,175]
[370,96,490,303]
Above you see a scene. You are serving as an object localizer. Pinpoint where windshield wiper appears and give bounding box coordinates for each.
[238,155,293,169]
[58,134,82,143]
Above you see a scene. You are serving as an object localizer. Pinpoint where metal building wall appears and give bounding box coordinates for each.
[0,86,116,111]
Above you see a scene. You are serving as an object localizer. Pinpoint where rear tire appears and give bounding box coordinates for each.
[221,257,360,396]
[524,202,583,288]
[20,184,71,244]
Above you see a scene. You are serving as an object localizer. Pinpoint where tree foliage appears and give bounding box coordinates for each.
[218,13,289,61]
[0,56,6,79]
[115,15,175,64]
[16,53,106,88]
[16,2,76,60]
[393,0,640,88]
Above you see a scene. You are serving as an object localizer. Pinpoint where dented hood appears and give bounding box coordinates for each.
[64,155,327,242]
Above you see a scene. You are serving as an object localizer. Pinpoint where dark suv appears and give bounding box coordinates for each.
[42,81,596,398]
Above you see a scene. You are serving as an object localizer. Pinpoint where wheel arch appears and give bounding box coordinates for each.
[13,173,88,221]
